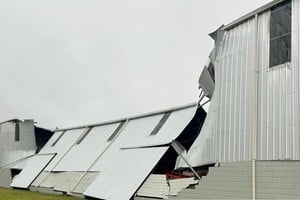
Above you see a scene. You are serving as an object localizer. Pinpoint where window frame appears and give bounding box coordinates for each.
[269,0,292,69]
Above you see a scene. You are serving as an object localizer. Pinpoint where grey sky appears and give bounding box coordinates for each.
[0,0,270,129]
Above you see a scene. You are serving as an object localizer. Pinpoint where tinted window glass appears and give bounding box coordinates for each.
[269,0,291,68]
[15,122,20,141]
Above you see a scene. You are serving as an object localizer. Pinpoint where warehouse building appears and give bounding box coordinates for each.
[7,0,300,199]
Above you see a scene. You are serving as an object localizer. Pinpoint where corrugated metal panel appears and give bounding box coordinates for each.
[84,147,169,200]
[182,17,256,167]
[199,66,215,98]
[0,121,37,168]
[0,150,35,169]
[9,157,31,170]
[137,175,198,198]
[72,172,99,194]
[38,172,61,188]
[53,123,121,171]
[183,0,300,167]
[31,105,196,195]
[10,154,55,189]
[137,174,169,199]
[90,106,196,171]
[168,178,198,196]
[237,0,300,161]
[53,172,84,192]
[39,129,85,171]
[178,88,219,167]
[0,121,36,151]
[31,171,49,187]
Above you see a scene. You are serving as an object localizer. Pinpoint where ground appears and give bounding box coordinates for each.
[0,188,80,200]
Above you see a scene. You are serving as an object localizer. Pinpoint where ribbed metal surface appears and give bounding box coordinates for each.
[0,121,37,168]
[39,129,85,171]
[136,174,169,199]
[256,6,298,160]
[84,147,169,200]
[10,154,55,189]
[29,104,197,198]
[53,123,121,171]
[53,172,84,192]
[137,175,198,198]
[184,0,300,167]
[168,178,198,196]
[72,172,99,194]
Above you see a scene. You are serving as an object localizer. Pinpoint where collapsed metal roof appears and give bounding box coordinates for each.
[11,103,205,200]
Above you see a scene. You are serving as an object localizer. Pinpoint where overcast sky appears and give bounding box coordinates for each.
[0,0,270,129]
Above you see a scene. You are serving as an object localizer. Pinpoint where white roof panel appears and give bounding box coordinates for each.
[53,123,121,171]
[123,106,196,148]
[84,147,168,200]
[89,105,196,171]
[39,129,85,171]
[10,154,55,189]
[0,150,35,168]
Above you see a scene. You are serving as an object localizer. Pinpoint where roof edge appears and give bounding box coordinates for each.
[223,0,285,30]
[0,118,22,125]
[55,102,198,132]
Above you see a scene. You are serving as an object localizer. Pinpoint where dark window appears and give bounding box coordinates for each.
[270,0,291,68]
[51,131,66,147]
[150,112,172,136]
[107,121,126,141]
[15,122,20,141]
[76,128,92,144]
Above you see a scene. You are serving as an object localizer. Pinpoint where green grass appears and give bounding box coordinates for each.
[0,188,80,200]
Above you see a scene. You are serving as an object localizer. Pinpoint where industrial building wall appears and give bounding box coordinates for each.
[0,121,36,168]
[184,0,300,167]
[256,1,300,160]
[172,161,300,199]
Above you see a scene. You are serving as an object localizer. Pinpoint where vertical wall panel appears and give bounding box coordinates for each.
[292,0,300,160]
[184,0,300,167]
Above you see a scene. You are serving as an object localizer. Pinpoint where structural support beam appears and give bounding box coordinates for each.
[171,140,201,180]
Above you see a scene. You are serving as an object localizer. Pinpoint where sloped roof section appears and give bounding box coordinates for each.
[84,147,169,200]
[10,154,55,189]
[20,103,199,200]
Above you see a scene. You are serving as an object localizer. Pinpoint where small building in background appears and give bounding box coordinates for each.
[0,119,53,188]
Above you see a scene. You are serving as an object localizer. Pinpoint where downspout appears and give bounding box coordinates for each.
[252,14,259,200]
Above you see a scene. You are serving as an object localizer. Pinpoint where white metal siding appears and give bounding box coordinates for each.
[53,172,84,192]
[184,0,300,167]
[39,129,85,171]
[72,172,99,194]
[53,123,121,171]
[84,147,169,200]
[168,177,198,196]
[10,154,55,189]
[256,8,298,160]
[29,104,197,196]
[0,121,37,168]
[137,174,169,199]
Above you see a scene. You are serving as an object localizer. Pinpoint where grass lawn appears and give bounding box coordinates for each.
[0,188,80,200]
